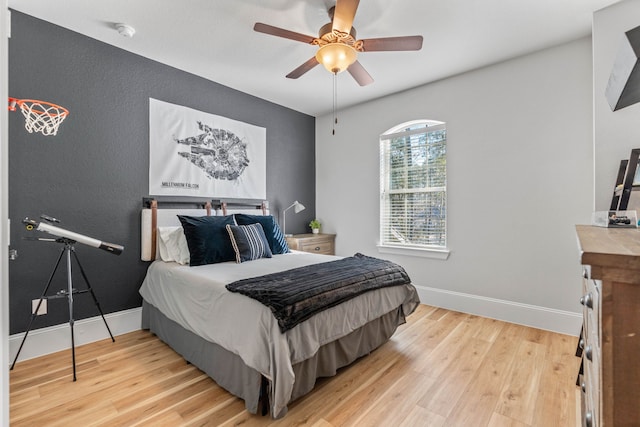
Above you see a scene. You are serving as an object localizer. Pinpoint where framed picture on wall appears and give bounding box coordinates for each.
[612,148,640,211]
[148,98,267,199]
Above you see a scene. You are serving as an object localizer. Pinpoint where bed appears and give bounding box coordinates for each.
[138,198,420,418]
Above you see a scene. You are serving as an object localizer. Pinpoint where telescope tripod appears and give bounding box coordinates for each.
[10,239,115,381]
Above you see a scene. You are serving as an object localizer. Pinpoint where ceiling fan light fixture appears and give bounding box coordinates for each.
[315,43,357,74]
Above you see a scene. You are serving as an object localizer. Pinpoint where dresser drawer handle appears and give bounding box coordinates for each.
[314,246,321,251]
[580,293,593,309]
[583,268,589,279]
[585,345,593,362]
[585,411,593,427]
[579,338,585,350]
[581,382,586,393]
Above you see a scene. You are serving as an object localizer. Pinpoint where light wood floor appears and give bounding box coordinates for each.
[10,305,581,426]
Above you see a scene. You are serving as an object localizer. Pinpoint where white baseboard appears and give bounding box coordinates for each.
[8,287,581,363]
[9,307,142,363]
[415,285,582,336]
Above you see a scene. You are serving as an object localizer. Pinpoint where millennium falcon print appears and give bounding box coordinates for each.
[175,121,249,181]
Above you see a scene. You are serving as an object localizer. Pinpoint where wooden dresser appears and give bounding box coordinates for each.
[575,225,640,427]
[286,233,336,255]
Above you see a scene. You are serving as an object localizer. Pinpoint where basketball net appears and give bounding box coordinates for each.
[8,97,69,136]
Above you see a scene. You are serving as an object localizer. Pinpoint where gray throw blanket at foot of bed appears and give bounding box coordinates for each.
[226,253,412,332]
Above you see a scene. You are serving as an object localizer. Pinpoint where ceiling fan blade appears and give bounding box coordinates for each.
[359,36,424,52]
[332,0,360,35]
[253,23,316,44]
[347,60,373,86]
[286,57,320,79]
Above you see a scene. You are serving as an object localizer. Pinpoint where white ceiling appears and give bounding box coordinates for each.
[8,0,620,117]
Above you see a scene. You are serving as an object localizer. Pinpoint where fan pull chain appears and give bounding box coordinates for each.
[332,72,338,135]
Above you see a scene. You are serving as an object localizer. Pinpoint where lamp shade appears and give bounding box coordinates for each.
[315,43,357,74]
[283,201,306,236]
[293,201,305,213]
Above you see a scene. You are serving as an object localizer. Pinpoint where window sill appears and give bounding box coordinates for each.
[377,244,450,260]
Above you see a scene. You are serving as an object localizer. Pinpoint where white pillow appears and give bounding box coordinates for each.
[158,226,190,265]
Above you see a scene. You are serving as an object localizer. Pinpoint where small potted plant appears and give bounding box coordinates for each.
[309,219,321,234]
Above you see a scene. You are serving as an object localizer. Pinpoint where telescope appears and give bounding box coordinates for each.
[13,214,120,381]
[23,216,124,255]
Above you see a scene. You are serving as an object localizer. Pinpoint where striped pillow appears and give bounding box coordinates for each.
[226,223,273,263]
[233,214,290,255]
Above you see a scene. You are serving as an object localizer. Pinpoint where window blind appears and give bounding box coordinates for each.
[380,122,447,248]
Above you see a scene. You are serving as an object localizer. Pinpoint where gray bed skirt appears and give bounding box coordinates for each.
[141,300,405,418]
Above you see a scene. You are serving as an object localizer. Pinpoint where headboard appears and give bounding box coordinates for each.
[141,197,269,261]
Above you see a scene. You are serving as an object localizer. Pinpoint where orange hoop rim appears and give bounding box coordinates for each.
[8,97,17,112]
[13,98,69,118]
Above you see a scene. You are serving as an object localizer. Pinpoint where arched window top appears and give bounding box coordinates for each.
[382,119,445,138]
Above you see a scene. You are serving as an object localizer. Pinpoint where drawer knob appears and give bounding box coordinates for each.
[314,246,321,251]
[585,345,593,362]
[580,293,593,309]
[579,338,585,350]
[585,411,593,427]
[581,382,586,393]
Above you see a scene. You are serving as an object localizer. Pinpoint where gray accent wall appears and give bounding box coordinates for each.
[8,11,316,334]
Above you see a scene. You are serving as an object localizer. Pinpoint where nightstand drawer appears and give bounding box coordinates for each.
[286,233,336,255]
[299,240,334,254]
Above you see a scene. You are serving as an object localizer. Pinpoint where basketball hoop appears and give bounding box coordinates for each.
[8,97,69,136]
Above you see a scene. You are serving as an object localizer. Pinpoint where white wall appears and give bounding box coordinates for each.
[594,0,640,210]
[1,4,9,425]
[316,38,594,334]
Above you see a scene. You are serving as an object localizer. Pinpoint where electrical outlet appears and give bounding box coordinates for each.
[32,298,47,315]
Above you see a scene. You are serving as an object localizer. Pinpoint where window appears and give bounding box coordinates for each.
[379,120,448,258]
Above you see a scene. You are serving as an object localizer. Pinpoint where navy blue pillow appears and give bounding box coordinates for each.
[234,214,290,255]
[226,223,273,263]
[178,215,236,266]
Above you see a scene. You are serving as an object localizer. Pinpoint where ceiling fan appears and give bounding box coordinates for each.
[253,0,423,86]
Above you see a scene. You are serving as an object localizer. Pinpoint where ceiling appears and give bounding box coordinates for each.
[8,0,620,117]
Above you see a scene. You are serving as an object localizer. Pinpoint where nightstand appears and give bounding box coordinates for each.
[286,233,336,255]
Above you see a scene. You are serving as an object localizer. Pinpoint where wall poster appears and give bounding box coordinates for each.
[149,98,266,199]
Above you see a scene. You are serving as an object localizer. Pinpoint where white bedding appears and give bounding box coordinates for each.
[139,251,419,417]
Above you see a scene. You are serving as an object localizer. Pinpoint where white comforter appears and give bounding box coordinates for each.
[139,251,418,417]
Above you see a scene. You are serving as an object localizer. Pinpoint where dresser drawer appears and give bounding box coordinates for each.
[583,334,600,427]
[581,276,600,344]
